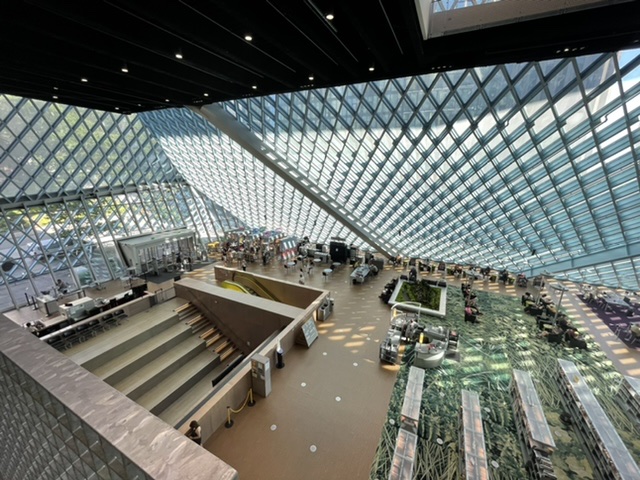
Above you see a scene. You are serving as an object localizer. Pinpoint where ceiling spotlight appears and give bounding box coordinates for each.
[203,93,209,97]
[81,78,88,82]
[165,99,170,102]
[308,75,314,81]
[115,107,120,111]
[252,85,257,90]
[121,65,129,73]
[175,51,183,59]
[244,34,253,41]
[325,13,334,20]
[368,65,375,72]
[53,86,59,90]
[52,95,58,100]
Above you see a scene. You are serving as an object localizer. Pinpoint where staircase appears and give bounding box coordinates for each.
[65,298,243,428]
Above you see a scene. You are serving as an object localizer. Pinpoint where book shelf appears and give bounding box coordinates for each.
[459,389,489,480]
[556,359,640,480]
[511,369,556,479]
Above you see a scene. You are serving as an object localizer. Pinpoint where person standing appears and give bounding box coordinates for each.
[186,420,202,445]
[242,260,247,271]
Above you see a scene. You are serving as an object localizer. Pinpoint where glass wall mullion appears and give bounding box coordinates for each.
[62,200,98,284]
[79,197,116,279]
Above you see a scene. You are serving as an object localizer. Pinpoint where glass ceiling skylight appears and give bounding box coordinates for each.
[141,48,640,290]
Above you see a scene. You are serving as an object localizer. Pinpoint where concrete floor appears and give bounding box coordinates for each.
[187,259,640,480]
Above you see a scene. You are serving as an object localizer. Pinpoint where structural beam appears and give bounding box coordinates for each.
[527,241,640,278]
[420,0,626,39]
[194,104,394,258]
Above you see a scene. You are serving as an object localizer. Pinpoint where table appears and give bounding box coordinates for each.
[331,262,341,269]
[285,261,296,274]
[350,265,370,284]
[322,268,333,282]
[602,292,630,308]
[313,258,322,265]
[464,270,483,280]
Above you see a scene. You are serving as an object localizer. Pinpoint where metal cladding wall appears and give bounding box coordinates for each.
[0,316,238,480]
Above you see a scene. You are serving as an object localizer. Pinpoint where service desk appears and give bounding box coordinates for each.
[36,295,59,316]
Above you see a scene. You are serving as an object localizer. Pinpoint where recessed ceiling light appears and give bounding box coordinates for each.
[252,85,257,90]
[175,51,183,59]
[53,86,59,90]
[368,66,375,72]
[165,99,170,102]
[81,78,88,82]
[203,93,209,97]
[52,95,58,100]
[308,75,314,81]
[137,104,142,107]
[326,13,334,20]
[121,66,129,73]
[244,34,253,41]
[115,107,120,110]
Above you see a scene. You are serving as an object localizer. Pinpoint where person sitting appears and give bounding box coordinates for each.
[556,315,572,332]
[540,326,563,344]
[564,329,588,350]
[55,278,69,294]
[521,292,533,306]
[464,306,480,323]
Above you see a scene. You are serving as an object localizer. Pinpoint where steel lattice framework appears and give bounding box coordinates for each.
[0,95,222,311]
[143,49,640,290]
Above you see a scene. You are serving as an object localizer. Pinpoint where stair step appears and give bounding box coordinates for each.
[114,337,208,400]
[191,322,209,335]
[92,322,194,384]
[186,314,206,326]
[174,303,193,314]
[178,307,198,321]
[136,350,220,415]
[158,350,244,428]
[205,332,224,348]
[220,345,237,362]
[69,313,180,371]
[214,339,232,354]
[199,327,218,339]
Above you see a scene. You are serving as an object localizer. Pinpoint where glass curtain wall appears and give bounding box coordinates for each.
[142,49,640,289]
[0,95,222,311]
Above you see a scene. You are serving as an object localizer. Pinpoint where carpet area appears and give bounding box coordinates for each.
[576,293,640,350]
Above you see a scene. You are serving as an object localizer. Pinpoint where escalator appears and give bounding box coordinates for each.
[234,273,280,302]
[220,280,253,295]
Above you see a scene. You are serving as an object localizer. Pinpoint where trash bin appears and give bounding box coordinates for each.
[276,348,285,369]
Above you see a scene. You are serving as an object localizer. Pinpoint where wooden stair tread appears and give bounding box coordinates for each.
[199,327,218,339]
